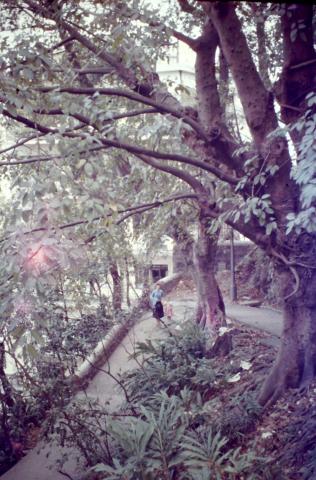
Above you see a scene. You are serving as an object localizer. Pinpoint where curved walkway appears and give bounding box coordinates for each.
[1,300,282,480]
[226,303,282,337]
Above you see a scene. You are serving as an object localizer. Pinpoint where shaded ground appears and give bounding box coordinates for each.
[167,278,282,339]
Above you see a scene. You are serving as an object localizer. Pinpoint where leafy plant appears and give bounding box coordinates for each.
[178,429,255,480]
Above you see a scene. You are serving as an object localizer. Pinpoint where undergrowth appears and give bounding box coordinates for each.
[44,321,286,480]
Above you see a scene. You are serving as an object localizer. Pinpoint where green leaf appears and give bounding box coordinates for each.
[84,163,94,177]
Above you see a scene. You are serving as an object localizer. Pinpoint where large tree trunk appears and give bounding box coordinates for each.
[169,213,226,333]
[259,261,316,406]
[193,213,226,332]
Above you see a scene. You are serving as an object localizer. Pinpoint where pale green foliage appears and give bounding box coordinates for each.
[178,430,255,480]
[286,93,316,234]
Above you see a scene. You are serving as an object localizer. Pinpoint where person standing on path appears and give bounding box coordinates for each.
[150,282,164,324]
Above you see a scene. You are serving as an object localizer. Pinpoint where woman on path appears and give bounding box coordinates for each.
[150,282,164,324]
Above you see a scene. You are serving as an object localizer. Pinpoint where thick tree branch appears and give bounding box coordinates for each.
[1,99,238,186]
[52,66,114,75]
[177,0,195,14]
[252,5,272,90]
[194,15,240,172]
[37,86,208,141]
[24,0,199,138]
[97,137,238,185]
[2,109,55,135]
[35,107,158,123]
[209,2,278,147]
[24,0,137,88]
[2,108,85,137]
[208,2,296,228]
[134,153,207,195]
[172,30,197,50]
[0,124,238,186]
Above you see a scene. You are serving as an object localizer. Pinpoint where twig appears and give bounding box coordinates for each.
[271,249,300,300]
[290,58,316,70]
[57,470,75,480]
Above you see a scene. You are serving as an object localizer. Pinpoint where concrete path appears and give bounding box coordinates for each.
[1,299,283,480]
[172,298,283,337]
[226,303,282,337]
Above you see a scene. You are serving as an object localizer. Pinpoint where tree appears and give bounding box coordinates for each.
[0,1,315,406]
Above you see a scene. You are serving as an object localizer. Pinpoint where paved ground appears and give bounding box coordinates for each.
[1,299,283,480]
[226,303,282,337]
[172,298,283,337]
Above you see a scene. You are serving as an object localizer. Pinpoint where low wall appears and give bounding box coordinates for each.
[68,273,182,393]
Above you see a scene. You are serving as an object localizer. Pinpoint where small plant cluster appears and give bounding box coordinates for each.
[45,322,283,480]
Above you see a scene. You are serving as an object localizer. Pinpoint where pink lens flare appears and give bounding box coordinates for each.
[23,244,56,276]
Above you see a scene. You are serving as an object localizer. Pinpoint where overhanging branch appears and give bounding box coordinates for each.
[135,153,207,195]
[1,192,197,242]
[37,86,208,141]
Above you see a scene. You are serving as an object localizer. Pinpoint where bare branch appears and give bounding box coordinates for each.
[290,58,316,71]
[0,133,46,155]
[2,109,55,134]
[0,145,108,167]
[49,36,75,52]
[116,193,197,225]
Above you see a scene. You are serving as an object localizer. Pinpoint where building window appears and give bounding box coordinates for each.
[167,42,179,64]
[151,264,168,282]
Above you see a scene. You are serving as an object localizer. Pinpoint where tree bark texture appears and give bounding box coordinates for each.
[193,213,226,332]
[194,13,239,172]
[259,258,316,406]
[109,262,122,311]
[169,217,225,332]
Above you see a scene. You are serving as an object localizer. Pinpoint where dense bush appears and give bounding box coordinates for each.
[44,321,283,480]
